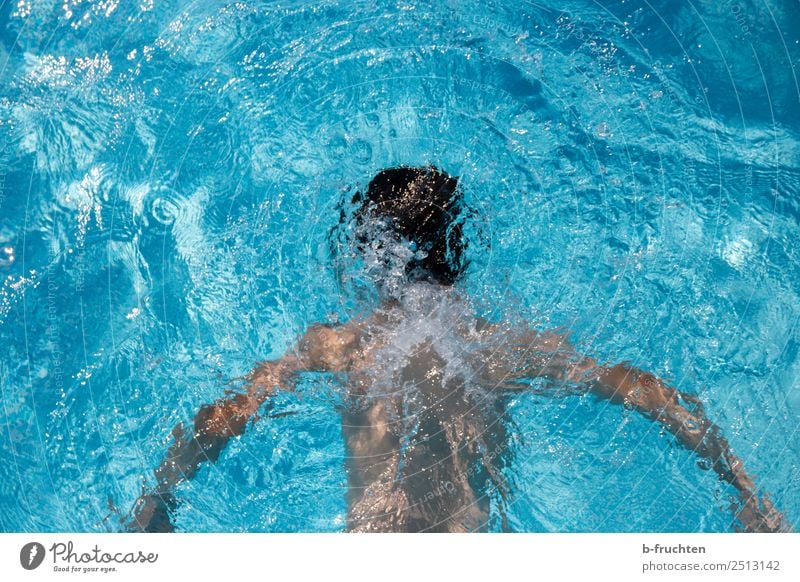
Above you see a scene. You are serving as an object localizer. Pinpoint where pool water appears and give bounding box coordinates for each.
[1,0,799,532]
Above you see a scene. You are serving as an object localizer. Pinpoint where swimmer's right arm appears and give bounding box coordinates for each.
[479,327,789,533]
[581,361,788,532]
[127,323,358,532]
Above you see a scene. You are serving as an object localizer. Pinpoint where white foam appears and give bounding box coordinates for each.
[358,280,498,431]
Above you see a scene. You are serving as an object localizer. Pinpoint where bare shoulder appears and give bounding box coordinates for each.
[472,316,571,351]
[297,315,377,373]
[467,316,586,388]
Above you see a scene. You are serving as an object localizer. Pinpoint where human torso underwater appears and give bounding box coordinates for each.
[339,282,513,532]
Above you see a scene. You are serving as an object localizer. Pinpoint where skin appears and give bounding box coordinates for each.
[128,288,787,533]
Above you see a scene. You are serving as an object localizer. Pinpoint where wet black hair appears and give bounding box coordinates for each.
[337,166,467,286]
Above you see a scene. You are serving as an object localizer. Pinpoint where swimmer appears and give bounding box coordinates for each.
[128,166,787,533]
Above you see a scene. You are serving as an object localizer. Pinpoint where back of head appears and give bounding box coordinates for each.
[351,166,466,286]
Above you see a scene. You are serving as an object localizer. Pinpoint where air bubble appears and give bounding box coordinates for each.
[327,135,348,159]
[594,121,612,138]
[351,140,373,164]
[150,197,179,225]
[0,246,14,267]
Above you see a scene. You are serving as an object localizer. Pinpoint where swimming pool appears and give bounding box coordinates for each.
[0,0,798,532]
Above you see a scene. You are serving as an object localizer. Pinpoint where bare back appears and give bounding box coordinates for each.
[335,283,513,532]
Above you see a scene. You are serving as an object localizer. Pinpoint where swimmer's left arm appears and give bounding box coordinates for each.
[583,361,787,533]
[481,328,788,533]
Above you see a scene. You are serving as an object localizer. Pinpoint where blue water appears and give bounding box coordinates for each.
[1,0,799,532]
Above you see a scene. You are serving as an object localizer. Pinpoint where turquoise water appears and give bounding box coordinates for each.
[1,0,799,532]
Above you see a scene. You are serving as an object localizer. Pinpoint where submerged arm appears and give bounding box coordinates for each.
[128,323,358,532]
[584,361,785,532]
[128,356,302,532]
[482,328,787,532]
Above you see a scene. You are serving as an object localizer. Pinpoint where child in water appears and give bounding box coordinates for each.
[129,166,787,533]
